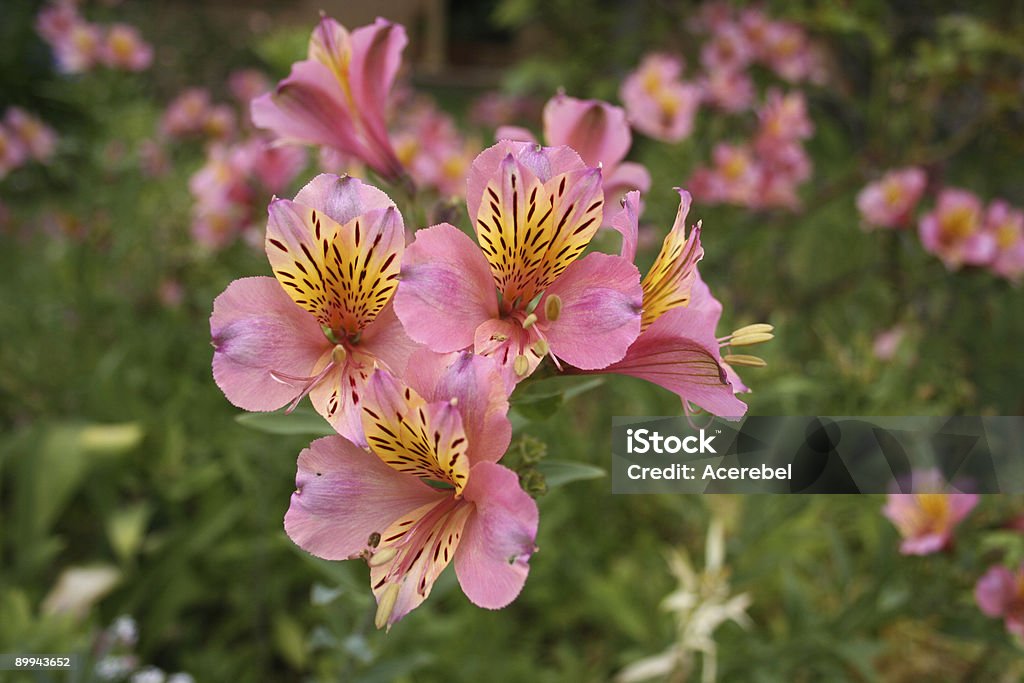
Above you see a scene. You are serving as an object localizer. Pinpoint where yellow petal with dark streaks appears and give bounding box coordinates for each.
[474,154,603,303]
[361,371,471,494]
[267,199,403,337]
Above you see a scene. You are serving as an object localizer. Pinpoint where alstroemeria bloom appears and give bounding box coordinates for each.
[54,20,102,74]
[688,143,761,207]
[620,53,702,143]
[602,190,752,416]
[699,22,753,74]
[856,167,927,229]
[99,23,153,72]
[211,174,418,442]
[976,563,1024,638]
[496,93,651,204]
[0,125,28,179]
[754,89,813,149]
[395,141,643,386]
[883,486,979,555]
[252,16,406,180]
[285,353,537,629]
[984,200,1024,283]
[918,188,996,269]
[4,107,57,162]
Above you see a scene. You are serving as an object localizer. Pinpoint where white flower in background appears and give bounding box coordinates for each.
[617,518,752,683]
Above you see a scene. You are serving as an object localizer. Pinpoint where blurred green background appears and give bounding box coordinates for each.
[2,1,1024,681]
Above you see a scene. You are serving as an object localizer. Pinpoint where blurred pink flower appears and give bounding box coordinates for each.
[284,354,537,629]
[984,200,1024,283]
[246,139,307,195]
[4,107,57,162]
[35,1,79,44]
[100,23,153,71]
[689,143,761,207]
[392,97,476,198]
[699,68,755,113]
[883,487,978,555]
[53,20,103,73]
[918,188,996,269]
[395,140,643,387]
[211,174,419,443]
[602,191,749,416]
[158,278,185,308]
[759,21,817,83]
[856,167,927,229]
[700,23,753,74]
[160,89,212,139]
[620,53,702,143]
[975,564,1024,638]
[138,139,169,177]
[497,93,651,204]
[755,89,814,149]
[872,325,906,361]
[252,16,406,180]
[0,124,29,179]
[228,69,271,106]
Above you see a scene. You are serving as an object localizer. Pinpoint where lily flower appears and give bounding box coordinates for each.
[918,188,996,269]
[284,352,538,629]
[620,53,702,143]
[856,167,927,230]
[882,474,978,555]
[211,174,419,443]
[975,563,1024,638]
[603,190,755,417]
[252,16,406,180]
[496,93,651,204]
[984,200,1024,283]
[395,140,644,387]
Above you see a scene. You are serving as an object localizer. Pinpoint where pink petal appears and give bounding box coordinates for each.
[358,300,422,378]
[467,141,586,227]
[540,253,643,370]
[211,276,329,411]
[980,565,1024,618]
[285,435,444,560]
[494,125,537,144]
[293,173,397,227]
[604,306,748,417]
[473,317,543,389]
[348,19,407,179]
[609,189,641,261]
[251,60,362,155]
[404,349,512,465]
[456,462,539,610]
[543,94,631,170]
[604,161,652,203]
[948,493,980,523]
[394,223,498,352]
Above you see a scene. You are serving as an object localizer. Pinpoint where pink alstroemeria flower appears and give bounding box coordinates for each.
[252,16,406,180]
[496,93,651,204]
[602,190,749,416]
[856,167,927,230]
[211,174,418,443]
[919,188,997,269]
[984,200,1024,283]
[883,483,979,555]
[0,125,28,179]
[620,53,702,143]
[99,23,153,72]
[395,141,644,387]
[976,563,1024,638]
[285,353,537,629]
[4,108,57,162]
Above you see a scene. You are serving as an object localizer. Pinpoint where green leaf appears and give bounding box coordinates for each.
[535,459,606,488]
[235,408,335,436]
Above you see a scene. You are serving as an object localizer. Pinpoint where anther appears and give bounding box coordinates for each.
[722,354,767,367]
[532,340,549,357]
[544,295,562,322]
[331,344,348,365]
[374,582,400,630]
[728,332,774,347]
[513,355,530,377]
[368,547,398,567]
[521,313,538,329]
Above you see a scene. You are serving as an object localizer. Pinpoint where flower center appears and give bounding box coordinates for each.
[939,207,977,240]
